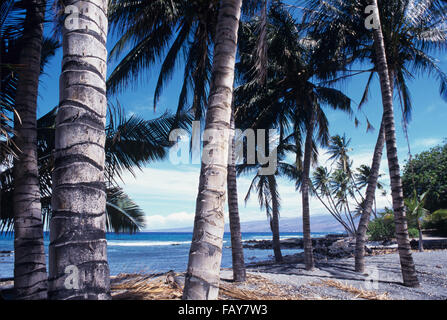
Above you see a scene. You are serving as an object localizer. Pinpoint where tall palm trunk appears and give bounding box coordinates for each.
[12,0,47,300]
[369,0,419,287]
[48,0,111,299]
[227,110,246,282]
[301,96,316,271]
[183,0,242,300]
[355,70,394,273]
[354,119,385,273]
[268,176,283,263]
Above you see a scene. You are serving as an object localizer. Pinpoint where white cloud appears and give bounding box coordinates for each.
[145,211,195,230]
[118,145,395,231]
[413,137,442,148]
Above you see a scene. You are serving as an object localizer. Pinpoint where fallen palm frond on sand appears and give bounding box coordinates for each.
[111,272,313,300]
[218,274,311,300]
[111,272,183,300]
[310,279,390,300]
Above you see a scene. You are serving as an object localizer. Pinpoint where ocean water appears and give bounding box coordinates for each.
[0,231,333,278]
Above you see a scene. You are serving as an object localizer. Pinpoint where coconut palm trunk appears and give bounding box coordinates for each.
[183,0,242,300]
[355,70,394,273]
[354,118,385,273]
[369,0,419,287]
[48,0,111,299]
[301,96,316,270]
[12,0,47,300]
[268,176,283,263]
[227,110,246,282]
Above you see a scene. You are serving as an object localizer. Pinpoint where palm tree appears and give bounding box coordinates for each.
[300,98,317,270]
[302,0,447,284]
[11,0,47,300]
[48,0,111,299]
[363,0,447,277]
[227,109,246,282]
[182,0,243,300]
[1,28,59,163]
[362,0,418,287]
[354,0,447,273]
[235,4,353,270]
[312,166,357,235]
[327,135,353,175]
[405,191,429,252]
[108,0,258,283]
[354,122,387,273]
[355,164,385,207]
[325,134,378,235]
[244,170,284,262]
[238,135,303,264]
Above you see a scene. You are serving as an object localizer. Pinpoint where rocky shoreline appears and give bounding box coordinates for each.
[244,234,362,259]
[243,234,447,260]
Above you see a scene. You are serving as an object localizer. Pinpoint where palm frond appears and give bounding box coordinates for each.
[106,187,146,233]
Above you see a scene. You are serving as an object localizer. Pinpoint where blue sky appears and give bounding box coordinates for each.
[38,9,447,231]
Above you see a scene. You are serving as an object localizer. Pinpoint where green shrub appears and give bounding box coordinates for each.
[423,209,447,236]
[368,208,436,241]
[367,210,395,241]
[402,143,447,213]
[408,228,419,239]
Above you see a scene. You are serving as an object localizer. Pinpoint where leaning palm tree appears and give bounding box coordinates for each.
[302,0,447,285]
[182,0,243,300]
[235,4,353,270]
[49,0,111,300]
[364,1,446,280]
[10,0,48,300]
[356,0,447,276]
[360,0,418,286]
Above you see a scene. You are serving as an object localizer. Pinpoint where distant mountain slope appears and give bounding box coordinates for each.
[149,214,346,233]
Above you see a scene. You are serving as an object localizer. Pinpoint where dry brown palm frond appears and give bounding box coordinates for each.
[111,272,319,300]
[111,273,183,300]
[218,274,308,300]
[311,279,390,300]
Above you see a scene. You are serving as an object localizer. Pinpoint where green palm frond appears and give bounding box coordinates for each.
[107,0,217,120]
[106,187,146,233]
[39,37,60,74]
[106,22,175,95]
[300,0,447,119]
[1,185,146,234]
[1,100,191,234]
[106,101,191,183]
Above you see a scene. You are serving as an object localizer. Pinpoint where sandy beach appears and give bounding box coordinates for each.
[107,250,447,300]
[2,237,446,300]
[233,250,447,300]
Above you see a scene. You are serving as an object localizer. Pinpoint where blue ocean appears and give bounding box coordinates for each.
[0,232,332,278]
